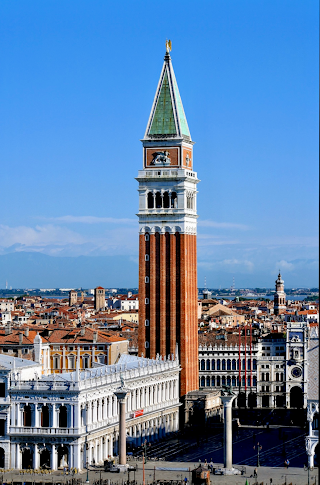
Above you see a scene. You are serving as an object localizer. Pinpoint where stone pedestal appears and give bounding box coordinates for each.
[114,389,128,465]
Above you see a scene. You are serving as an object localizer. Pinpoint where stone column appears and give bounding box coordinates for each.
[114,388,128,465]
[51,444,57,470]
[33,444,39,469]
[221,393,236,471]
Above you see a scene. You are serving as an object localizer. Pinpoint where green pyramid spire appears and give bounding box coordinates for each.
[145,52,191,139]
[149,71,176,135]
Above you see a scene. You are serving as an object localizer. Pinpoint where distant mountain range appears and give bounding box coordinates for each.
[0,252,139,288]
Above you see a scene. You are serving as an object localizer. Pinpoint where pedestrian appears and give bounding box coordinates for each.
[254,468,258,478]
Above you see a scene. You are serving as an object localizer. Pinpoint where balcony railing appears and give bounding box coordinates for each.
[9,426,79,435]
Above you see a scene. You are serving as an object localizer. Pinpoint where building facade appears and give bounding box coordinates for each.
[137,44,199,397]
[285,322,308,409]
[0,354,180,470]
[305,325,319,468]
[199,331,259,408]
[199,326,313,411]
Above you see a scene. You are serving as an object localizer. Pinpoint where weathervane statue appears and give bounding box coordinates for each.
[166,39,172,53]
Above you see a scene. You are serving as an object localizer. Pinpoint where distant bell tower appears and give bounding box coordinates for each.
[94,286,105,311]
[274,272,286,315]
[69,290,78,306]
[137,42,199,397]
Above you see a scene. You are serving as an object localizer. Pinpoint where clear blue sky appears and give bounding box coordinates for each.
[0,0,318,288]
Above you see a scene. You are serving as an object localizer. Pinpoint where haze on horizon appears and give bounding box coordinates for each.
[0,0,318,289]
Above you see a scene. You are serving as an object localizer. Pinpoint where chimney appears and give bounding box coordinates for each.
[81,327,85,336]
[93,332,98,343]
[5,325,12,335]
[25,327,29,337]
[19,333,23,345]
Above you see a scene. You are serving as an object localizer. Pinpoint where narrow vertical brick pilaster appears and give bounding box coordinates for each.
[149,234,157,358]
[170,233,177,356]
[160,233,166,357]
[138,234,146,357]
[179,234,187,396]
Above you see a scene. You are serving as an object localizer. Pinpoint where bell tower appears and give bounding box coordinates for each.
[137,43,199,397]
[274,272,286,315]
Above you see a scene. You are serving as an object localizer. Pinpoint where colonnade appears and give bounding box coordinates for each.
[11,402,80,429]
[80,380,178,427]
[8,410,179,470]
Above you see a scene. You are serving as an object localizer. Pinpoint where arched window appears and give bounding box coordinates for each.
[237,359,240,370]
[280,373,283,381]
[276,373,279,382]
[23,405,32,427]
[248,359,251,370]
[232,359,236,370]
[266,373,270,381]
[253,359,257,370]
[59,406,68,428]
[200,377,205,387]
[211,376,215,386]
[216,376,221,387]
[253,376,257,386]
[217,359,221,371]
[222,360,226,370]
[171,192,177,208]
[222,376,226,386]
[211,360,215,370]
[262,373,265,381]
[206,377,210,387]
[206,359,210,371]
[147,192,154,208]
[232,376,236,386]
[227,376,231,386]
[155,192,162,208]
[242,376,245,386]
[163,192,170,208]
[227,359,231,370]
[242,359,246,370]
[200,359,205,370]
[41,405,49,427]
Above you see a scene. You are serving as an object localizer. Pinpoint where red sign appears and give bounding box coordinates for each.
[133,409,144,418]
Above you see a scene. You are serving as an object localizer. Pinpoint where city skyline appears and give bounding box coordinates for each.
[1,0,318,288]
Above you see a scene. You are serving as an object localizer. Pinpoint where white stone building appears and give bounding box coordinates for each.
[199,325,314,411]
[0,353,180,470]
[285,322,309,409]
[305,325,319,468]
[0,301,15,312]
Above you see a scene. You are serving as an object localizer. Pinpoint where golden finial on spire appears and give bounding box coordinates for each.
[165,39,172,53]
